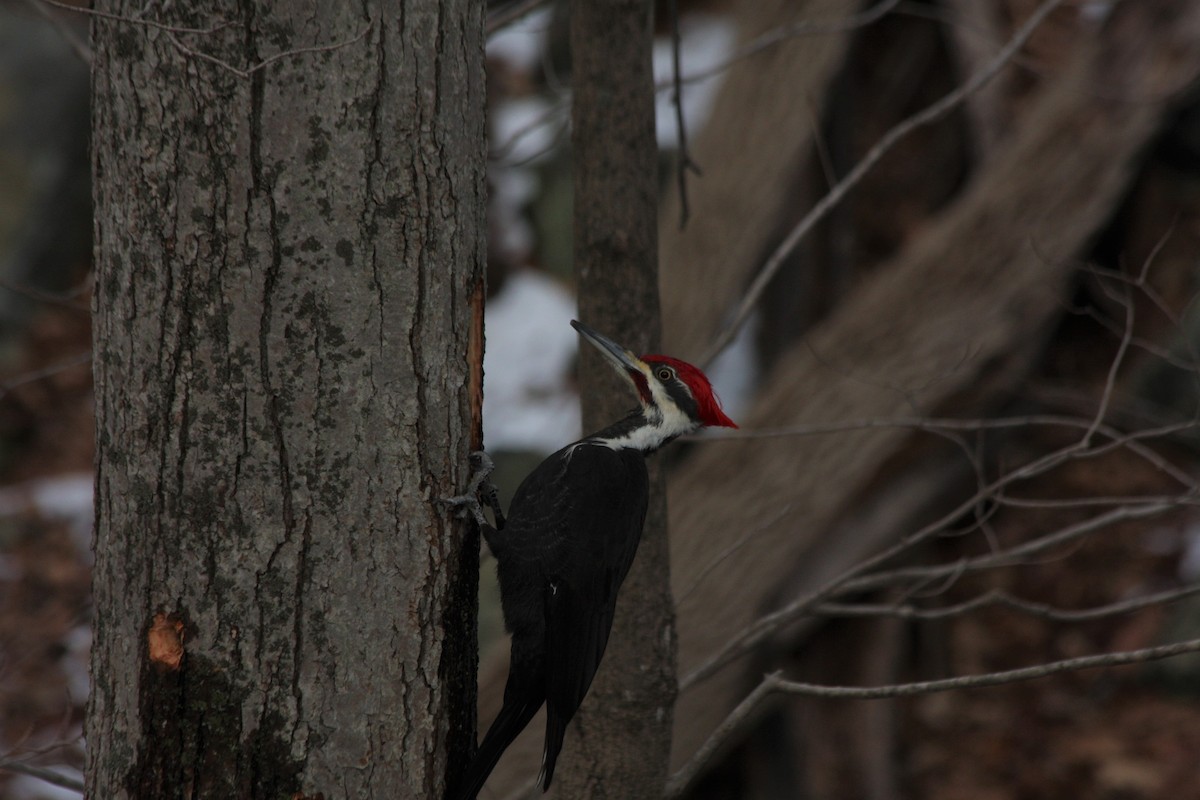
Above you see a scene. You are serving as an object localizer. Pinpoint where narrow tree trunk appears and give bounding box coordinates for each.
[553,0,676,796]
[87,3,485,798]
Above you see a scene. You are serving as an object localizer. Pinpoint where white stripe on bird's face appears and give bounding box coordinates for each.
[641,361,697,435]
[593,361,700,451]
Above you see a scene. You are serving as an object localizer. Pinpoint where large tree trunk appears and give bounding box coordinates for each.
[87,3,485,798]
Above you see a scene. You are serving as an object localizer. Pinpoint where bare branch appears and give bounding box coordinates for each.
[694,413,1194,442]
[994,493,1200,510]
[35,0,229,35]
[682,425,1193,690]
[0,759,83,793]
[164,22,373,80]
[488,1,910,171]
[490,102,570,165]
[814,583,1200,623]
[836,501,1181,597]
[667,638,1200,798]
[0,352,92,401]
[663,672,778,800]
[668,0,702,230]
[784,637,1200,695]
[23,0,91,64]
[676,502,795,604]
[699,0,1065,366]
[0,276,90,312]
[666,0,904,90]
[1084,280,1136,446]
[34,0,371,79]
[487,0,549,36]
[695,414,1200,491]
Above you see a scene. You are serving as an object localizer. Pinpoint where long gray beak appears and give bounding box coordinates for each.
[571,320,647,376]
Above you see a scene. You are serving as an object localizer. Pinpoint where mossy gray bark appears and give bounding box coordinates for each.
[87,3,485,798]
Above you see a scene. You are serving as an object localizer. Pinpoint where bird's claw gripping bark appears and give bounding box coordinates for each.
[441,450,505,529]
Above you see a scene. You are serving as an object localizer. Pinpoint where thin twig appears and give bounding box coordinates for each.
[487,0,550,36]
[676,502,795,604]
[681,433,1195,687]
[668,0,702,229]
[165,22,373,80]
[490,102,570,164]
[814,583,1200,623]
[1073,301,1200,373]
[995,493,1200,510]
[663,673,778,800]
[0,277,90,312]
[691,412,1189,440]
[836,501,1180,597]
[0,352,92,401]
[782,636,1200,696]
[0,759,84,793]
[36,0,229,35]
[693,414,1200,490]
[37,0,370,80]
[700,410,1195,491]
[488,1,907,171]
[681,423,1191,690]
[698,0,1064,366]
[23,0,92,64]
[666,637,1200,798]
[1084,281,1135,446]
[665,0,904,91]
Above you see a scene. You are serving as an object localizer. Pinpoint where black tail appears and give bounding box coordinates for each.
[538,704,571,791]
[452,688,543,800]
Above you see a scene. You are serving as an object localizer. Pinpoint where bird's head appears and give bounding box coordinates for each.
[571,320,737,445]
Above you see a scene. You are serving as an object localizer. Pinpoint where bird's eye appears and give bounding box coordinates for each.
[657,367,673,381]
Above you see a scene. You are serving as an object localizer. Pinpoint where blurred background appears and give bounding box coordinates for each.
[3,0,1200,798]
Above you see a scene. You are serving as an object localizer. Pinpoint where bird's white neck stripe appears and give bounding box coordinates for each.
[593,425,672,452]
[592,402,697,452]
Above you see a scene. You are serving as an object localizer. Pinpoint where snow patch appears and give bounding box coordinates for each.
[484,270,580,453]
[0,473,92,556]
[487,6,554,73]
[492,95,563,166]
[703,311,759,422]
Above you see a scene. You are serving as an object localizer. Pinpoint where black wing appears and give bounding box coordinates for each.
[483,442,648,792]
[535,444,649,788]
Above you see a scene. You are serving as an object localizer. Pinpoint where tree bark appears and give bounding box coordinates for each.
[552,1,676,798]
[87,3,485,798]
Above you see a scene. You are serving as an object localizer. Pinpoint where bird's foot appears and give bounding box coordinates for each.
[441,450,505,529]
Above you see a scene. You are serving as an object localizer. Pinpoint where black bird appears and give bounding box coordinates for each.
[452,320,736,799]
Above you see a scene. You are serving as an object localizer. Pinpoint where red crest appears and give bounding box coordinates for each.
[642,355,737,429]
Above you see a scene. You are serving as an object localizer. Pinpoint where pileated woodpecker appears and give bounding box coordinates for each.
[451,320,736,800]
